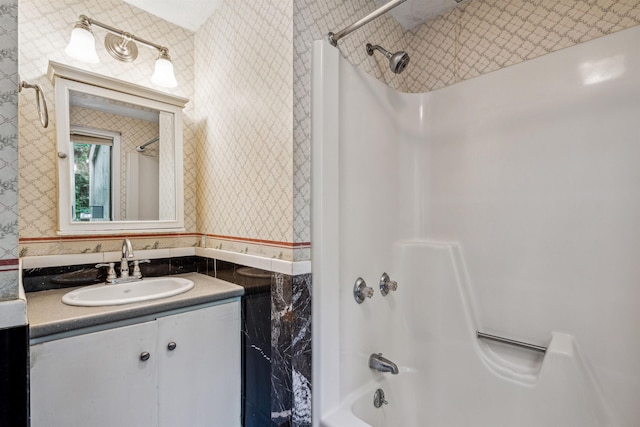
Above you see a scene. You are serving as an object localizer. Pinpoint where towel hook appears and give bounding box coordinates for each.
[19,80,49,128]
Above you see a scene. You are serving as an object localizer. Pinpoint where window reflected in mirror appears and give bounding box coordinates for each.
[68,90,168,222]
[71,131,116,222]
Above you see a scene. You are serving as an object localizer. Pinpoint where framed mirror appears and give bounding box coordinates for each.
[49,61,188,234]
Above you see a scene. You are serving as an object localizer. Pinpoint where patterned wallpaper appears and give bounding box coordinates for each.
[193,0,408,262]
[14,0,640,261]
[18,0,196,256]
[292,0,407,261]
[0,0,18,300]
[194,0,297,261]
[404,0,640,92]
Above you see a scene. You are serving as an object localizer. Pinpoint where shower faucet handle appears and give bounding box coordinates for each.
[379,272,398,296]
[373,388,388,408]
[354,277,374,303]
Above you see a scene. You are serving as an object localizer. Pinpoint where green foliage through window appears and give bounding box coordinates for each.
[74,143,90,220]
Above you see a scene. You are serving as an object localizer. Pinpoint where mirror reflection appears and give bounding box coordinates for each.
[70,126,119,221]
[68,90,169,222]
[51,61,186,234]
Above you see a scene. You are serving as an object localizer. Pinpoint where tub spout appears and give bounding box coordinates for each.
[369,353,399,374]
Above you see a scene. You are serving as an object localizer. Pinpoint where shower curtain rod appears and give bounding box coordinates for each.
[136,136,159,152]
[327,0,407,47]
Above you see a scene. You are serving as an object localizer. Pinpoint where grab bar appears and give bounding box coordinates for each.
[19,80,49,128]
[476,331,547,353]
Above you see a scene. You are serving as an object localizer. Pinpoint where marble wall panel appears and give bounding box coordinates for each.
[291,274,312,427]
[242,292,272,427]
[271,273,293,426]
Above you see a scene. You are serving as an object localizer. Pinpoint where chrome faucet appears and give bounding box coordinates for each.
[120,238,135,279]
[369,353,399,375]
[95,239,147,284]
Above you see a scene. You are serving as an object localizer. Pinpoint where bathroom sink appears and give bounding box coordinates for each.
[61,277,194,307]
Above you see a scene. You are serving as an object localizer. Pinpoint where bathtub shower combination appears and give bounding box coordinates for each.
[312,11,640,427]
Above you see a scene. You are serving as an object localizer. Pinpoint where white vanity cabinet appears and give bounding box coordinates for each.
[157,301,241,426]
[31,319,159,426]
[30,300,241,427]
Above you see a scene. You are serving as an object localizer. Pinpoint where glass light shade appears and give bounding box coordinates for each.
[151,57,178,88]
[65,27,99,64]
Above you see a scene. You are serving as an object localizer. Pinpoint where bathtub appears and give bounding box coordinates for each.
[312,25,640,427]
[322,340,615,427]
[320,242,616,427]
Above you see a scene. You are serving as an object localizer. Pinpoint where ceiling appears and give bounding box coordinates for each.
[121,0,224,32]
[375,0,464,30]
[122,0,462,32]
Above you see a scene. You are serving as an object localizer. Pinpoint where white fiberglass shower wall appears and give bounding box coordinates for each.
[312,25,640,427]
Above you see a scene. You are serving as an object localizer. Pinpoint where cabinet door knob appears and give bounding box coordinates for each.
[167,342,177,351]
[139,351,151,361]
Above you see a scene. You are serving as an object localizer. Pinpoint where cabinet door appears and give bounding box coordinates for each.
[158,301,241,427]
[30,321,158,427]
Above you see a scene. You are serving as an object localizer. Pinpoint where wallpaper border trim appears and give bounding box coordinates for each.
[206,234,311,249]
[19,232,201,243]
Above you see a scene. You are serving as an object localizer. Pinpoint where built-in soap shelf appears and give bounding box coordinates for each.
[436,240,617,425]
[475,330,548,384]
[476,330,557,385]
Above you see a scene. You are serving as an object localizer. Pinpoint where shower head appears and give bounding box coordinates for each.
[366,43,410,74]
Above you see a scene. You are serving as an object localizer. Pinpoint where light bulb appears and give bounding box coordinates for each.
[151,53,177,88]
[65,26,99,64]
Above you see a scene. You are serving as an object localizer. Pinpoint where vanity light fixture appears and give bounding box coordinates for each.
[151,48,178,88]
[65,15,178,88]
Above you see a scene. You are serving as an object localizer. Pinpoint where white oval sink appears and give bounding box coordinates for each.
[62,277,194,307]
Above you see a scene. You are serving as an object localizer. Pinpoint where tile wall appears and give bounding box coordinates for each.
[269,272,313,427]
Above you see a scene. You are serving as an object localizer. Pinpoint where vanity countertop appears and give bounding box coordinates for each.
[27,272,244,339]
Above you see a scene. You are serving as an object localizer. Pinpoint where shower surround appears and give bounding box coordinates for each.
[312,23,640,427]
